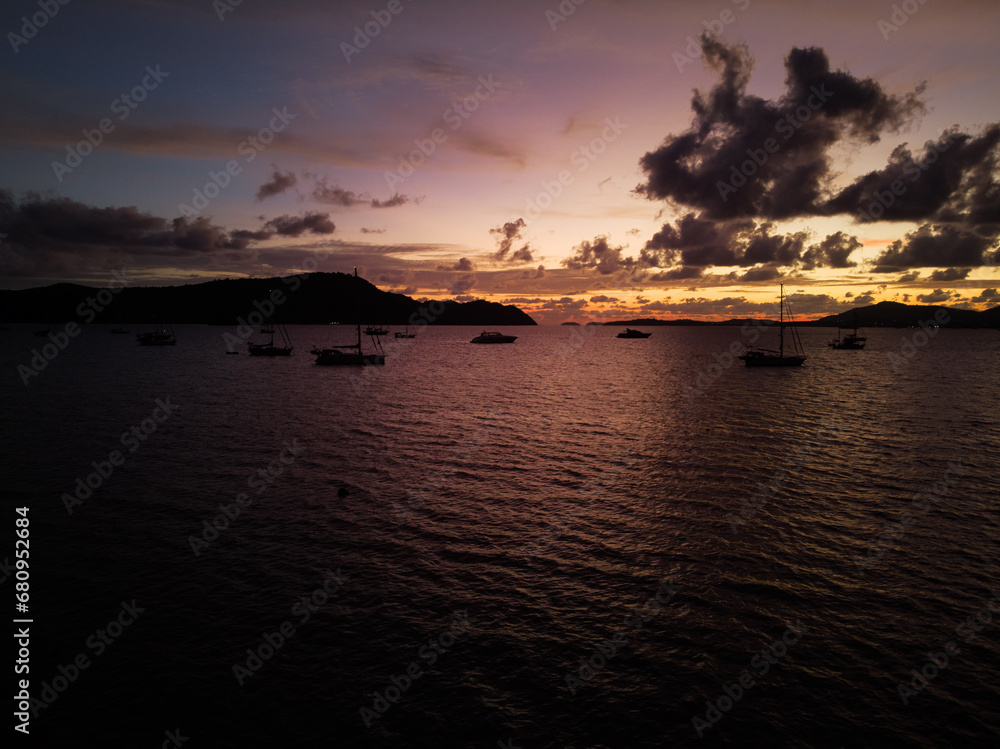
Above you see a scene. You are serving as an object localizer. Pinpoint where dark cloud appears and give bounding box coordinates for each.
[800,231,861,270]
[971,288,1000,305]
[644,213,817,269]
[490,218,534,263]
[311,178,366,207]
[929,267,970,282]
[261,212,336,237]
[872,224,1000,271]
[370,193,409,209]
[437,257,474,272]
[636,37,925,221]
[360,227,385,234]
[589,295,619,304]
[448,273,477,294]
[522,264,545,280]
[256,169,297,201]
[0,190,338,281]
[563,236,638,274]
[825,125,1000,224]
[917,289,953,304]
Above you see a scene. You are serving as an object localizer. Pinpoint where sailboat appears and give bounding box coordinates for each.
[829,310,866,349]
[394,323,416,339]
[739,284,806,367]
[137,321,176,346]
[248,322,293,356]
[311,268,387,365]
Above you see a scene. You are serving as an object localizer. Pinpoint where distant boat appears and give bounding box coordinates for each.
[110,327,129,334]
[248,321,293,356]
[137,322,176,346]
[739,284,806,367]
[312,268,386,366]
[829,310,866,350]
[470,331,517,344]
[363,326,389,336]
[394,323,416,339]
[617,328,651,339]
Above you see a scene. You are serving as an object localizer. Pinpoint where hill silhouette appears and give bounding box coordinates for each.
[0,272,537,326]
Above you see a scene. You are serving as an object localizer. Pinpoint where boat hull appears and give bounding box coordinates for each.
[740,354,806,367]
[248,346,293,356]
[314,352,385,365]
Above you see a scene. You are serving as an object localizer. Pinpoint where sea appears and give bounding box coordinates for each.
[4,323,1000,747]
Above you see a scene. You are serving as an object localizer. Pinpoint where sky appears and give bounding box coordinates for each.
[1,0,998,322]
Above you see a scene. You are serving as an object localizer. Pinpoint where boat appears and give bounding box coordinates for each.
[470,331,517,344]
[617,328,651,339]
[137,322,176,346]
[248,322,293,356]
[828,310,866,349]
[110,327,129,334]
[739,284,806,367]
[394,323,416,339]
[312,268,386,366]
[363,326,389,336]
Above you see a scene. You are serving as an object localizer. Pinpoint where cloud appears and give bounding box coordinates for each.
[522,264,545,279]
[0,190,338,281]
[311,177,366,207]
[636,36,926,221]
[360,227,385,234]
[917,288,953,304]
[563,235,639,274]
[971,288,1000,305]
[437,257,474,271]
[826,125,1000,224]
[929,267,970,282]
[261,211,336,236]
[871,224,1000,271]
[800,231,861,270]
[490,218,534,263]
[256,168,297,201]
[589,295,619,304]
[371,193,409,208]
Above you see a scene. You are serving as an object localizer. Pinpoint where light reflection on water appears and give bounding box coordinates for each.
[4,324,999,746]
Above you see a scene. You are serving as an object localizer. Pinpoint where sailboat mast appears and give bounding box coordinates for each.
[354,267,362,350]
[779,283,785,357]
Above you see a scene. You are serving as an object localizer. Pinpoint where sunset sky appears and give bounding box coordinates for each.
[1,0,998,322]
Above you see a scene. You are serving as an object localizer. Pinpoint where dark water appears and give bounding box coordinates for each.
[4,323,1000,747]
